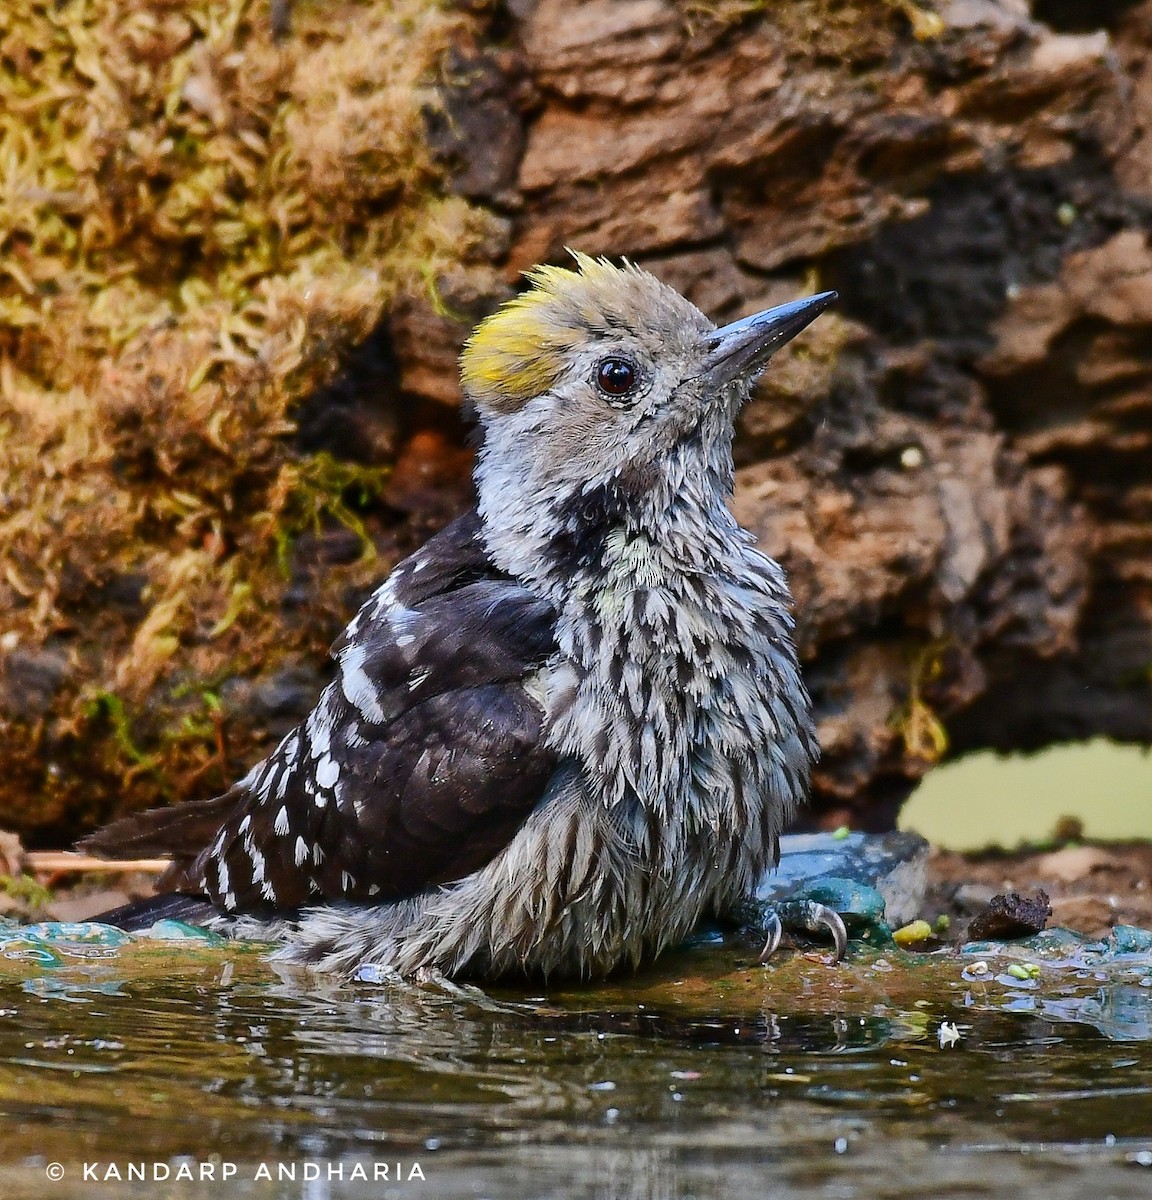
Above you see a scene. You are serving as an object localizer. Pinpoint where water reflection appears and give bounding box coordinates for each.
[0,938,1149,1199]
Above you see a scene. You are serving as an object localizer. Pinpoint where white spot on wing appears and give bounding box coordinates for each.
[369,576,397,615]
[274,806,289,835]
[294,836,308,866]
[308,710,332,759]
[315,755,339,789]
[339,640,386,723]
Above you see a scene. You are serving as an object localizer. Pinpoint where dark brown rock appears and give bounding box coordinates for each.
[968,889,1053,940]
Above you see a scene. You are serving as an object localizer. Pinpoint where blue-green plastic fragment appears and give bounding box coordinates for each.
[962,925,1152,971]
[1110,925,1152,955]
[0,935,65,967]
[140,919,225,945]
[18,922,134,948]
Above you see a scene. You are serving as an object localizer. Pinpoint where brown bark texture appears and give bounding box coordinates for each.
[410,0,1152,828]
[2,0,1151,841]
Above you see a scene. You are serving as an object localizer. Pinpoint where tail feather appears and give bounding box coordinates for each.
[93,892,220,932]
[77,792,238,862]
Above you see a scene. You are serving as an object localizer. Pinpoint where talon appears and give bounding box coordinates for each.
[760,899,850,963]
[814,904,848,963]
[758,910,783,963]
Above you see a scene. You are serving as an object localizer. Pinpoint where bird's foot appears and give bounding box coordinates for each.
[411,966,515,1011]
[758,900,848,965]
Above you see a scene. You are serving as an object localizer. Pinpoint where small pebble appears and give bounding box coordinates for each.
[1006,963,1041,981]
[893,920,933,947]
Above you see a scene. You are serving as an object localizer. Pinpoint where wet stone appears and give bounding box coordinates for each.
[968,889,1053,941]
[754,830,930,929]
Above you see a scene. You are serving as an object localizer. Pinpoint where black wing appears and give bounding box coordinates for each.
[82,510,560,914]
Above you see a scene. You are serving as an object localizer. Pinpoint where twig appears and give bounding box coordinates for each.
[27,852,171,875]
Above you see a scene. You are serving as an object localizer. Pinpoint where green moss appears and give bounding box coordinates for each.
[267,451,392,576]
[84,693,161,771]
[1,874,53,910]
[0,0,494,840]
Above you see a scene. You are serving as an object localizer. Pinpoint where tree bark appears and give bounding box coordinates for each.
[406,0,1152,827]
[3,0,1150,841]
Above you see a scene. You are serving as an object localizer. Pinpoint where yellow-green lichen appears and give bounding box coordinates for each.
[890,642,950,765]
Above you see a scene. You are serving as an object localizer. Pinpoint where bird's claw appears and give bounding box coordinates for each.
[758,900,849,964]
[811,902,849,963]
[757,910,783,963]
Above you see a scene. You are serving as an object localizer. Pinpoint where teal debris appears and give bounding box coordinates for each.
[1109,925,1152,955]
[18,922,133,948]
[0,922,132,964]
[790,877,887,929]
[138,919,226,945]
[0,934,65,967]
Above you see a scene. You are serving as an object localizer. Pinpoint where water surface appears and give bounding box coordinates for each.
[0,932,1149,1199]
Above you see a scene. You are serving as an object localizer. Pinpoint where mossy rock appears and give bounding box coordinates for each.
[0,0,501,841]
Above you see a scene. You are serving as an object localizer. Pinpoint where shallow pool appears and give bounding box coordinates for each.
[0,931,1149,1199]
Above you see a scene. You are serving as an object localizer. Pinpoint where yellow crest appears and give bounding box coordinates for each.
[460,252,634,410]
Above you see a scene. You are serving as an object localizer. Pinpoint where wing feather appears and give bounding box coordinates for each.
[81,510,560,915]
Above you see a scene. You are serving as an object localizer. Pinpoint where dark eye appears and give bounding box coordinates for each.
[596,357,638,399]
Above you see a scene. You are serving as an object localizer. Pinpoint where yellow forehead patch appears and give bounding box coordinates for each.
[460,252,637,410]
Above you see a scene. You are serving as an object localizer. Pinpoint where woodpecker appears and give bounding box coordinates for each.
[83,255,840,980]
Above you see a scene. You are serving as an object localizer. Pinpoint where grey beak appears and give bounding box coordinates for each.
[702,291,838,387]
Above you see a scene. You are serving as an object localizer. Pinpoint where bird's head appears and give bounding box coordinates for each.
[460,253,835,578]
